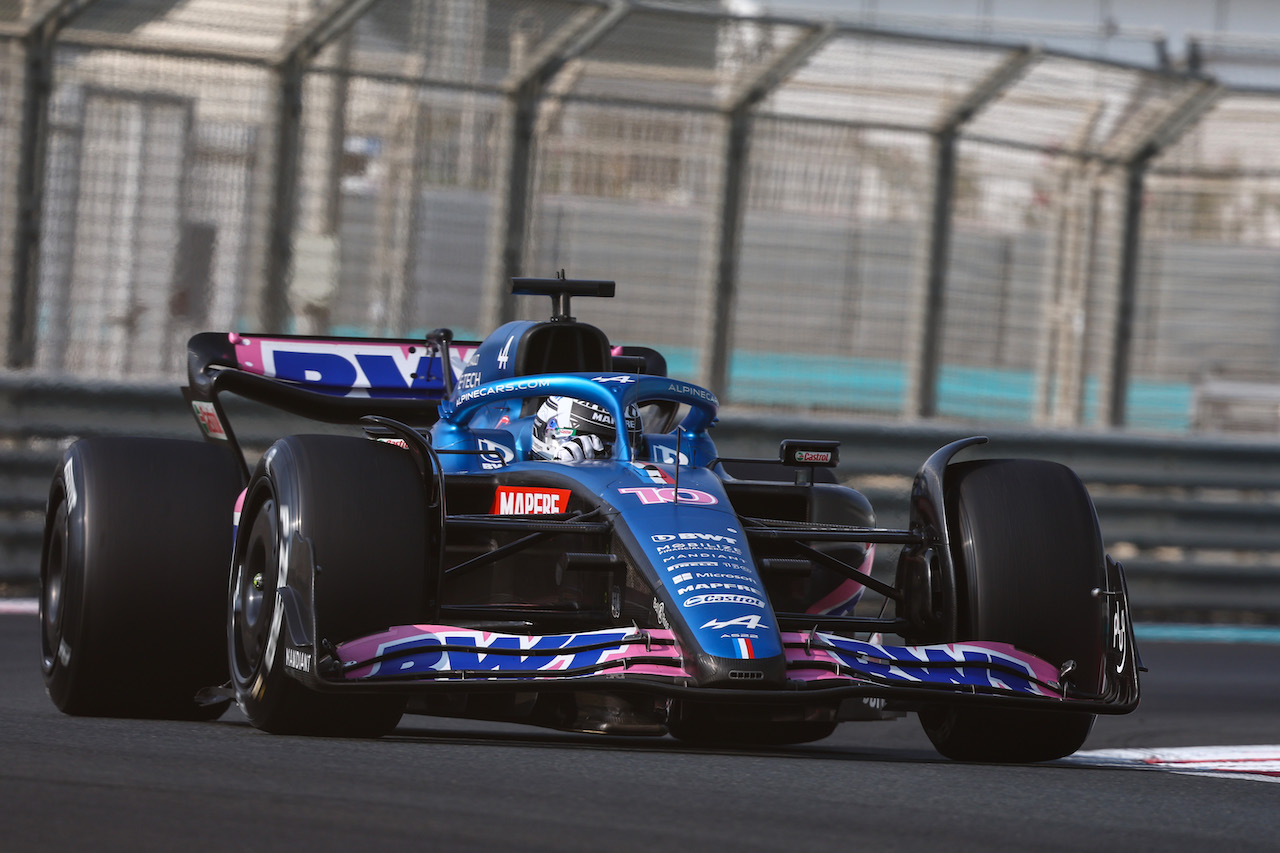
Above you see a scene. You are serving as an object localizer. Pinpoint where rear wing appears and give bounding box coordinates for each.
[187,329,474,408]
[184,331,478,471]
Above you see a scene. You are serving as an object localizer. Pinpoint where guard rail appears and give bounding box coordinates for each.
[3,373,1278,621]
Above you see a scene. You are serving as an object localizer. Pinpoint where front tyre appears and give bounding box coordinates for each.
[229,435,427,737]
[920,459,1106,763]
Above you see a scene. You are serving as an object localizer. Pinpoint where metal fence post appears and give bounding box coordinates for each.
[264,0,375,334]
[480,1,630,332]
[7,0,103,368]
[701,22,834,394]
[1108,158,1148,428]
[264,57,303,333]
[911,127,956,419]
[702,107,749,394]
[489,80,539,329]
[906,46,1037,418]
[1107,78,1222,427]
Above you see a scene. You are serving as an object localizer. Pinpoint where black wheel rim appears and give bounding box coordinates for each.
[40,500,68,675]
[232,493,279,683]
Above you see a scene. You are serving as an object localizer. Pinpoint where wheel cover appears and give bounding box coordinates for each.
[232,494,280,683]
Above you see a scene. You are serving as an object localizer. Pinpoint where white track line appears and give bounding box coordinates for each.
[0,598,37,615]
[1066,745,1280,783]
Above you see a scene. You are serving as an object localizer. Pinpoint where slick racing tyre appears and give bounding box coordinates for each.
[229,435,428,737]
[919,459,1107,763]
[40,438,243,719]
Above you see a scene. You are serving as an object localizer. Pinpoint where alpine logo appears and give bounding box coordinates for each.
[618,487,717,505]
[492,486,570,515]
[497,335,514,369]
[701,614,766,630]
[1112,608,1128,675]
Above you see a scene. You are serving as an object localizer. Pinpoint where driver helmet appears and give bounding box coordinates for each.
[531,396,642,461]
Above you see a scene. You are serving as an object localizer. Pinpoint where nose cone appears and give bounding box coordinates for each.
[690,649,788,688]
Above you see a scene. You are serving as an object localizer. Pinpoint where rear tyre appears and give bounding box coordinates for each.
[229,435,427,737]
[919,459,1106,763]
[40,438,243,718]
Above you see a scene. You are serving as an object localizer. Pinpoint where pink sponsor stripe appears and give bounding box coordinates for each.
[806,544,875,615]
[230,333,265,373]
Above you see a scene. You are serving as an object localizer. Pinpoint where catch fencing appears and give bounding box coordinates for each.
[2,1,1280,435]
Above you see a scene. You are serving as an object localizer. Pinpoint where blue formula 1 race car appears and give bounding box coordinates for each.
[38,277,1139,762]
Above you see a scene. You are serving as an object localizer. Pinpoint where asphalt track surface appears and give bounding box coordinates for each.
[3,611,1278,853]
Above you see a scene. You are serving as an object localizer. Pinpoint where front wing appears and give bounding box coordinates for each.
[320,624,1137,714]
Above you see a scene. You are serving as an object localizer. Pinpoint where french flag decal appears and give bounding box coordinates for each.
[733,638,755,658]
[635,464,675,485]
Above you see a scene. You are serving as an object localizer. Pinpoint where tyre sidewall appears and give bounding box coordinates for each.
[41,474,88,711]
[229,436,423,736]
[40,438,242,718]
[229,447,307,732]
